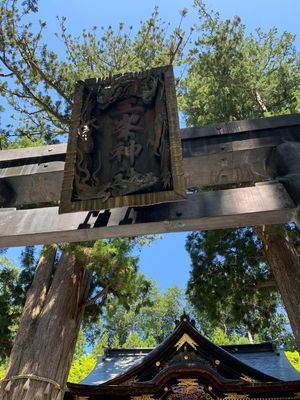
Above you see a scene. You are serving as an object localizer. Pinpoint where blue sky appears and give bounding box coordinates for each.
[35,0,299,45]
[5,0,300,292]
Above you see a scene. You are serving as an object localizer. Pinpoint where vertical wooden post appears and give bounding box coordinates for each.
[257,141,300,350]
[256,225,300,351]
[268,141,300,207]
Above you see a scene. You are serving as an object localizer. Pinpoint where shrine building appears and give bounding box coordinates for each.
[65,314,300,400]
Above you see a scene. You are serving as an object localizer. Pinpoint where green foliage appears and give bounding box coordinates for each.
[0,362,6,379]
[0,0,190,145]
[103,285,183,346]
[0,239,155,361]
[68,330,156,384]
[68,285,181,383]
[6,136,46,149]
[122,332,156,348]
[91,332,109,358]
[0,257,21,361]
[1,0,299,365]
[72,328,87,362]
[186,228,292,344]
[0,247,39,361]
[68,353,97,383]
[12,246,36,308]
[208,327,249,346]
[285,351,300,372]
[0,112,10,150]
[73,238,154,338]
[135,286,184,343]
[179,1,300,126]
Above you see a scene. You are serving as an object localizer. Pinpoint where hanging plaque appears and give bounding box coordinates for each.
[59,66,186,213]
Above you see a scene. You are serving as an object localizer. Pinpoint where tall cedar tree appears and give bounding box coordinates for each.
[181,2,300,347]
[0,239,155,399]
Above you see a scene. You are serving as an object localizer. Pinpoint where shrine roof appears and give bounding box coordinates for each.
[66,315,300,400]
[80,334,300,386]
[80,348,150,386]
[231,346,300,381]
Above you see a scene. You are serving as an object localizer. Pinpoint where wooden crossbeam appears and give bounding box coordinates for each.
[0,183,295,247]
[0,113,299,208]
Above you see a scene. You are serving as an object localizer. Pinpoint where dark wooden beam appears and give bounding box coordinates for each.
[0,113,299,207]
[0,183,295,247]
[182,117,300,188]
[180,112,300,138]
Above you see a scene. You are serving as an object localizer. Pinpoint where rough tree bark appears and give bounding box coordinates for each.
[256,141,300,350]
[255,225,300,351]
[247,330,254,344]
[0,245,91,400]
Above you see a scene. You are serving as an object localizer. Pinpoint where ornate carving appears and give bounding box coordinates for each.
[131,395,155,400]
[167,380,213,400]
[75,88,101,199]
[223,394,249,400]
[122,375,138,386]
[176,379,199,387]
[60,66,186,214]
[75,71,169,201]
[240,374,259,383]
[174,334,198,351]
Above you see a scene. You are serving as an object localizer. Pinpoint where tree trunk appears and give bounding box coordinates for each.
[255,225,300,351]
[247,329,254,344]
[0,245,91,400]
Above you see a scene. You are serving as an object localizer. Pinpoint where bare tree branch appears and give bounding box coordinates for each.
[83,285,110,308]
[253,280,277,290]
[17,36,73,106]
[0,55,70,126]
[0,72,14,77]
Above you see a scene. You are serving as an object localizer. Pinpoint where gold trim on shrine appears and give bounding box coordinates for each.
[174,333,198,351]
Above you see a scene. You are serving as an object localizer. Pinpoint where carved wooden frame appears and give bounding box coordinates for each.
[59,66,186,214]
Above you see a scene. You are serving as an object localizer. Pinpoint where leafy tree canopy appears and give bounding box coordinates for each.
[186,228,293,345]
[179,0,300,126]
[66,286,183,383]
[0,0,190,146]
[103,285,184,346]
[0,256,20,361]
[0,239,156,361]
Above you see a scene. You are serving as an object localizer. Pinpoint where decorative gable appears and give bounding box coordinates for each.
[66,314,300,400]
[174,333,198,351]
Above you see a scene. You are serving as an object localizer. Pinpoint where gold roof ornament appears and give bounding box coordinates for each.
[174,333,198,351]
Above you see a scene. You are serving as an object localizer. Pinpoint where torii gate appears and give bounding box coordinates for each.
[1,67,300,400]
[0,112,299,247]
